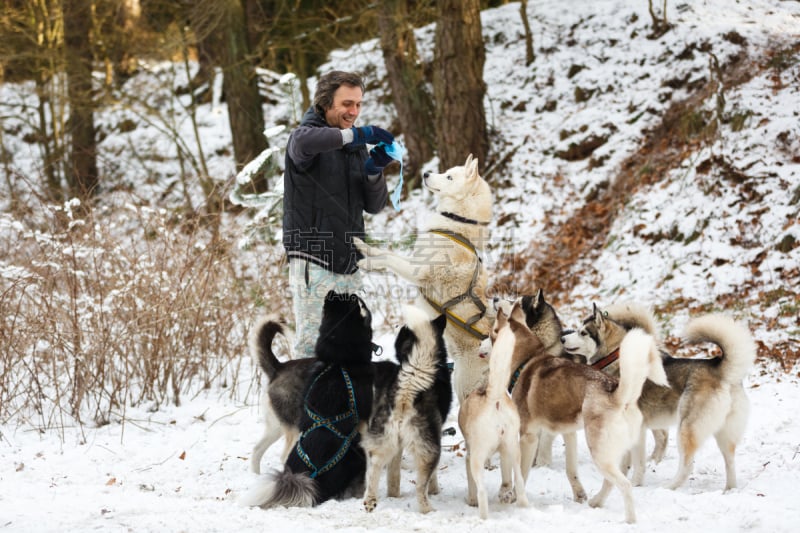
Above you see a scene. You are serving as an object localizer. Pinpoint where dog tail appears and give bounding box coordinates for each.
[240,468,318,509]
[486,324,515,400]
[683,314,756,384]
[616,328,667,406]
[251,316,288,381]
[605,302,661,341]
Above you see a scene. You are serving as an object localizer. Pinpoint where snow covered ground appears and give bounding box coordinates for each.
[1,0,799,531]
[2,373,798,532]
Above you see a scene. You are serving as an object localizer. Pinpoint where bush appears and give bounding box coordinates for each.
[0,198,286,434]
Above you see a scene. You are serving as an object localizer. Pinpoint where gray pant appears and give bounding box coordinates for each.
[288,259,365,358]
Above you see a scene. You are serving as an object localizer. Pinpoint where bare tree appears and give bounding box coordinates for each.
[377,0,435,187]
[432,0,488,171]
[520,0,535,66]
[1,0,67,203]
[190,0,269,194]
[64,0,99,202]
[95,0,142,89]
[648,0,671,38]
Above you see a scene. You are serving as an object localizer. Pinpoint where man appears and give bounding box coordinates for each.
[283,70,395,357]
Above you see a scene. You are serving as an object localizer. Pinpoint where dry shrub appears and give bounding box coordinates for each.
[0,198,286,435]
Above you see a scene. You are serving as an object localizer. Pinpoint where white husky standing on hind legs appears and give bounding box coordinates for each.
[355,154,493,402]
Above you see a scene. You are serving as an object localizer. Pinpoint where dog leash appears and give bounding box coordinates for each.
[421,229,488,340]
[295,365,359,479]
[591,348,620,371]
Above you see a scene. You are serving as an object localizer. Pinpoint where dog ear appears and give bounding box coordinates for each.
[465,153,479,182]
[492,307,508,338]
[534,288,545,309]
[509,300,526,324]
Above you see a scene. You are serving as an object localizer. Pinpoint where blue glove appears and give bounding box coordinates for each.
[365,144,394,175]
[350,126,394,146]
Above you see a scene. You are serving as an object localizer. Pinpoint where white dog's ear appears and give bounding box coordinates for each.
[509,300,526,324]
[465,153,479,182]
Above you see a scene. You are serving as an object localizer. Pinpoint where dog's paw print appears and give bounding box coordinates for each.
[364,497,377,513]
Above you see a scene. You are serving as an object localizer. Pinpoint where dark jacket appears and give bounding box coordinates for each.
[283,108,388,274]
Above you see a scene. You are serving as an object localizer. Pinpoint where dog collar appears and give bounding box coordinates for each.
[591,348,620,370]
[507,360,529,393]
[440,211,490,226]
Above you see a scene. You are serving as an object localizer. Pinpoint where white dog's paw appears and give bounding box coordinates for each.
[357,257,386,272]
[353,237,372,255]
[588,494,603,508]
[364,496,377,513]
[498,486,516,504]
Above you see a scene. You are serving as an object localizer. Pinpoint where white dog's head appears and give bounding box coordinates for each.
[422,154,492,224]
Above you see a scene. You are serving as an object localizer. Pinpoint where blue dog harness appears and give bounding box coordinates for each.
[295,365,359,479]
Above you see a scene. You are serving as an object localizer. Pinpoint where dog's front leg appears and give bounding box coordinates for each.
[363,451,387,512]
[533,431,554,467]
[428,470,440,495]
[353,237,391,273]
[519,428,541,484]
[649,429,668,463]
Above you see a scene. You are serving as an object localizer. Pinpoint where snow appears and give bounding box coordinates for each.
[2,375,799,532]
[2,0,800,531]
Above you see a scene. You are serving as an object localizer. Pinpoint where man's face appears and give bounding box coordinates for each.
[324,84,363,129]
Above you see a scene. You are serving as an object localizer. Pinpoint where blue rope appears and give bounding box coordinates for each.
[295,365,359,479]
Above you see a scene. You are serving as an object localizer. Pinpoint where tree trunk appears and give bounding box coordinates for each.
[63,0,99,202]
[98,0,142,89]
[377,0,436,188]
[520,0,535,66]
[219,0,269,192]
[433,0,488,172]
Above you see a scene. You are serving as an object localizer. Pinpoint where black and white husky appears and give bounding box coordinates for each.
[361,306,452,514]
[244,291,375,508]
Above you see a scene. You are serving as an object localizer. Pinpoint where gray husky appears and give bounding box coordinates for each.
[249,318,318,475]
[488,289,568,468]
[496,300,668,523]
[361,306,452,514]
[562,302,670,464]
[563,303,756,490]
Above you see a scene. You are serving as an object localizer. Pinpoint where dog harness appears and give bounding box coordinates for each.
[295,365,359,479]
[591,348,620,370]
[422,229,488,340]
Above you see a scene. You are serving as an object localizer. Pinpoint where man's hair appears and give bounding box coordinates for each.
[313,71,365,114]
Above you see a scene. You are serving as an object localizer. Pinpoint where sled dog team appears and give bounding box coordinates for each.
[244,156,757,523]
